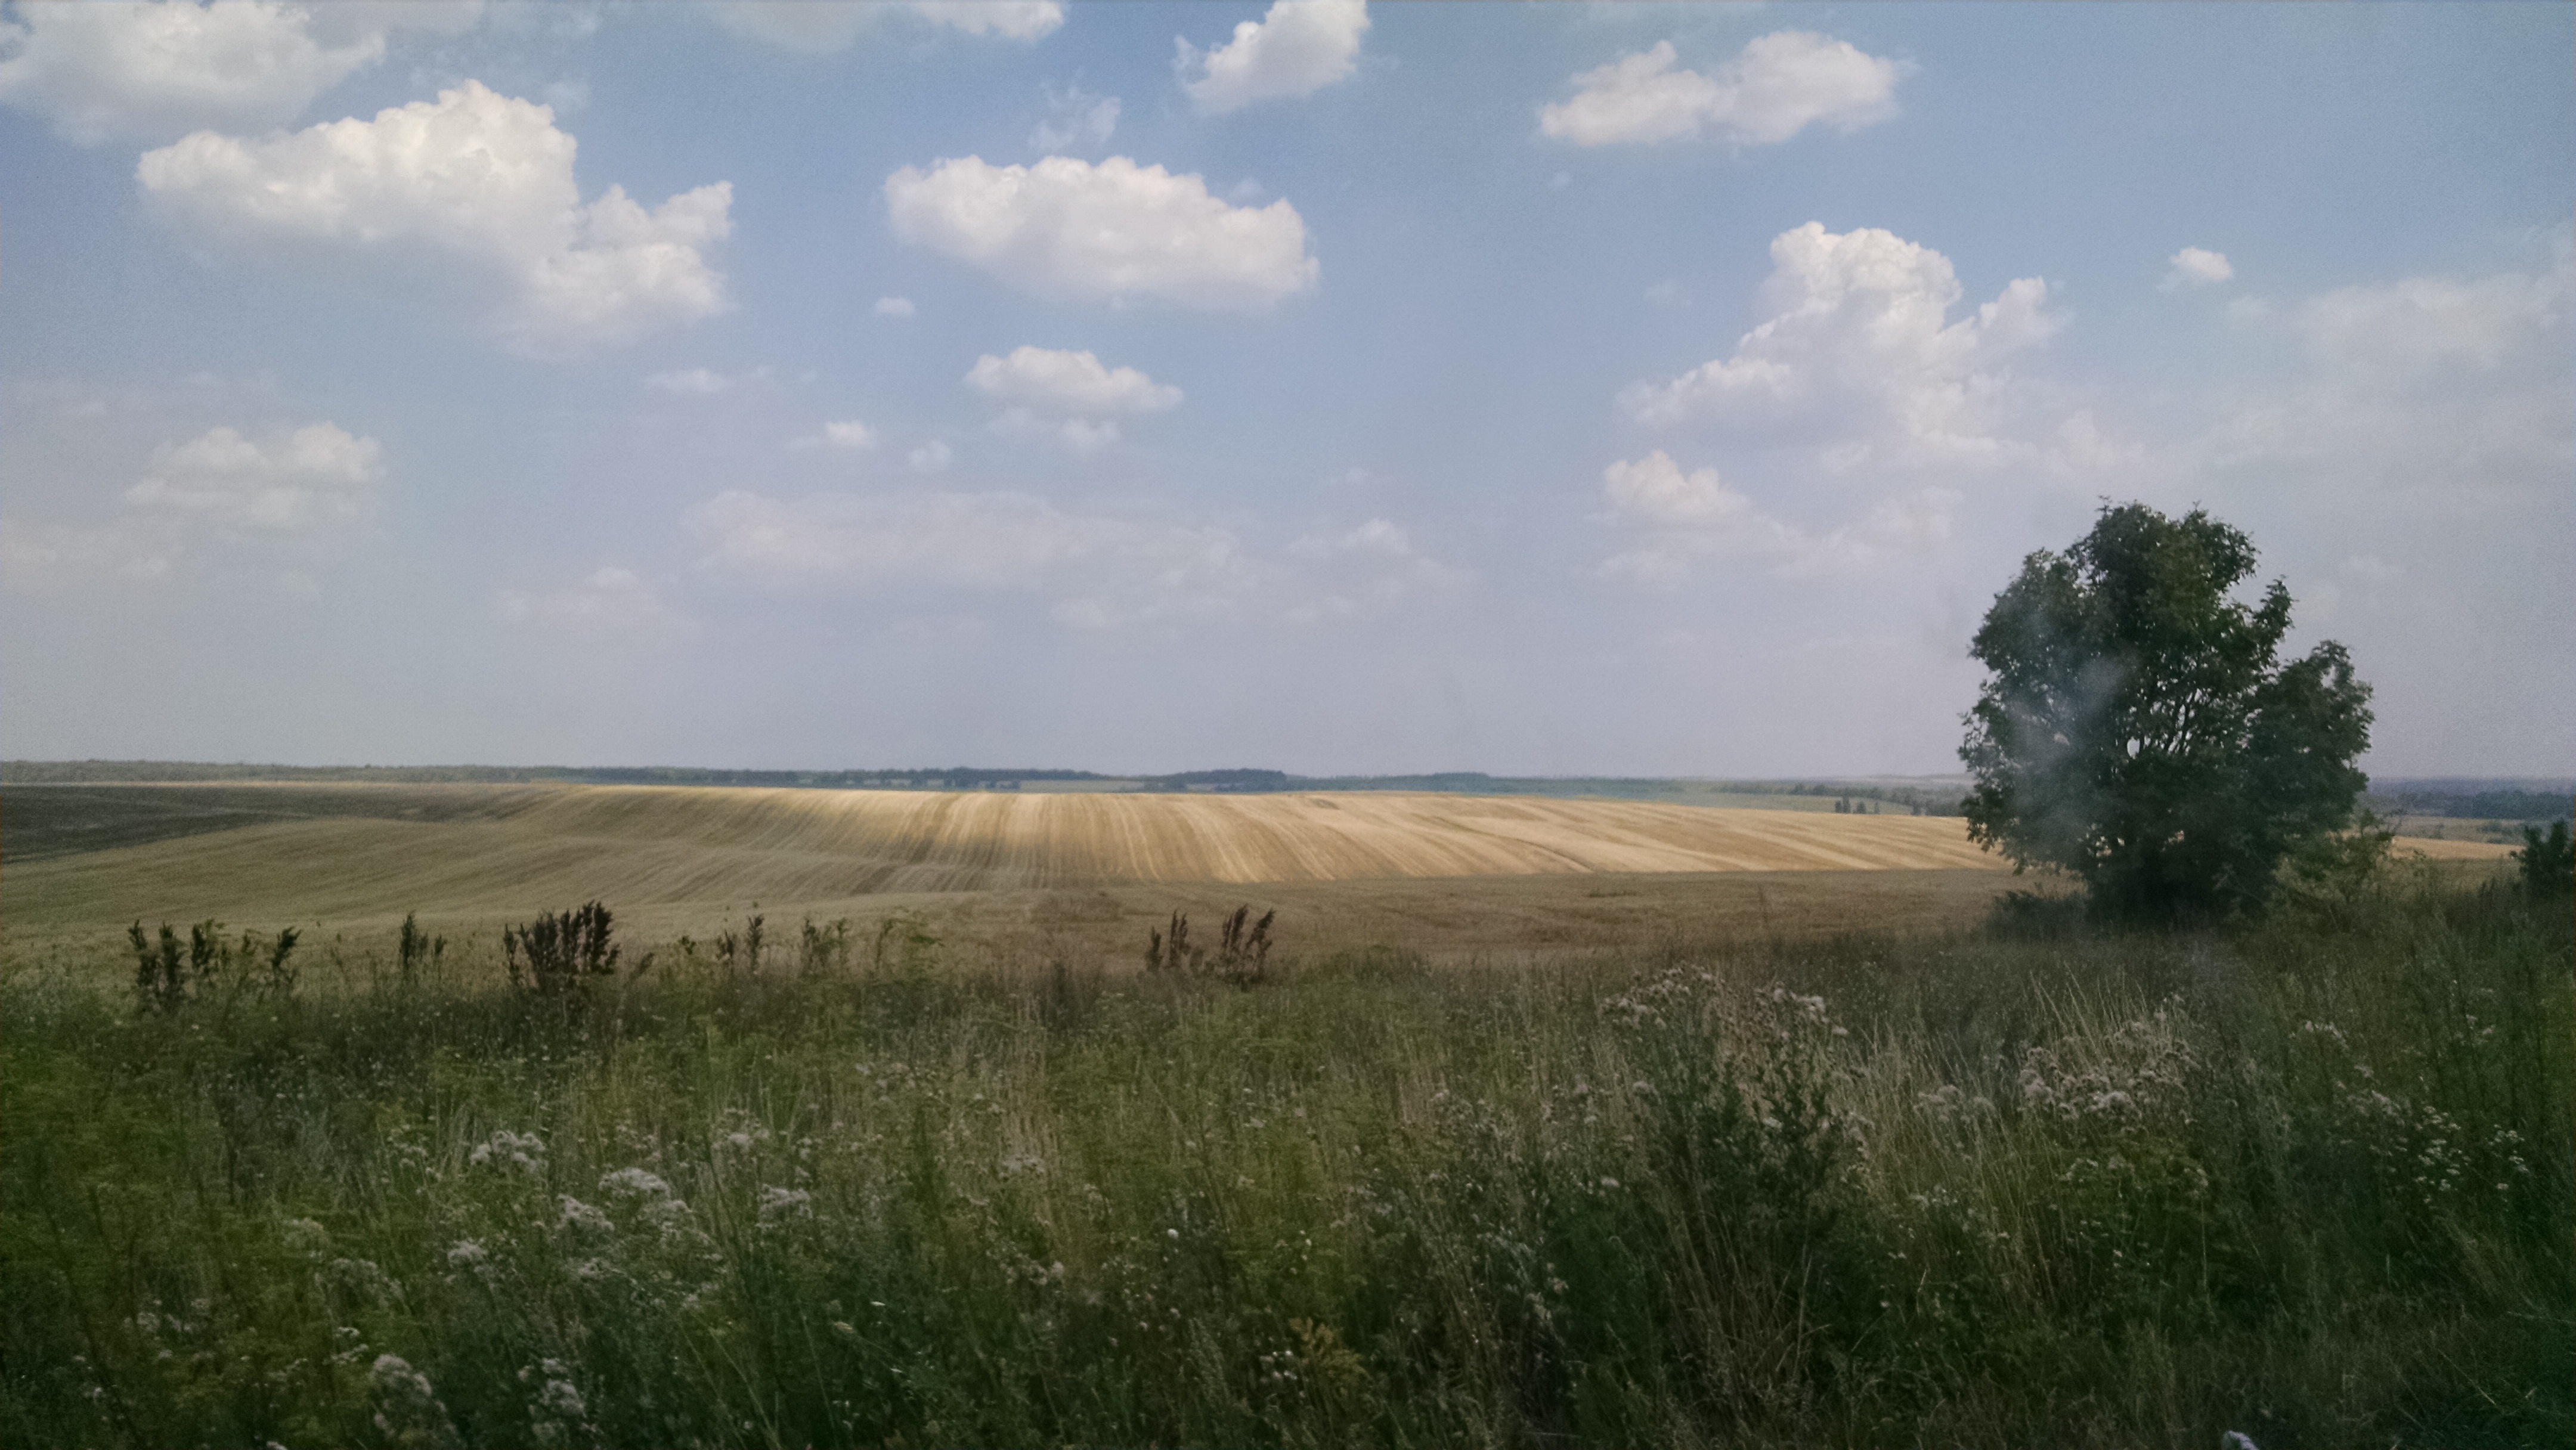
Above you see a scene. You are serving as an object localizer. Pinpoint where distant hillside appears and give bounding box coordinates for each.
[1,760,1971,813]
[1,780,2022,936]
[31,760,2565,823]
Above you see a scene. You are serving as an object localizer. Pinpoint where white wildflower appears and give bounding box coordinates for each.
[556,1196,614,1234]
[756,1186,813,1225]
[599,1167,673,1198]
[470,1130,547,1173]
[369,1354,458,1445]
[537,1376,586,1418]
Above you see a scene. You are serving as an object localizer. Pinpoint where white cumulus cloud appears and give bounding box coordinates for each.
[137,80,732,352]
[903,1,1063,40]
[791,419,880,451]
[2163,246,2234,290]
[709,1,1061,52]
[1602,450,1764,529]
[1620,221,2062,467]
[2,420,383,591]
[1597,450,1956,582]
[689,487,1259,628]
[967,346,1179,454]
[1175,0,1368,115]
[874,295,917,317]
[1540,32,1905,148]
[0,0,479,144]
[125,421,382,531]
[965,346,1181,416]
[2212,232,2573,506]
[886,154,1317,311]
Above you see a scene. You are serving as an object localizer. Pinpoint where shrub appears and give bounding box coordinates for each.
[501,901,624,995]
[396,912,445,984]
[126,919,300,1012]
[1145,906,1275,984]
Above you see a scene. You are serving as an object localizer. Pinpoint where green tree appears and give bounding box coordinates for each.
[1960,503,2373,918]
[2516,820,2574,900]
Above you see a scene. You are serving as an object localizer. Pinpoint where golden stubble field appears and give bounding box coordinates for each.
[0,782,2511,968]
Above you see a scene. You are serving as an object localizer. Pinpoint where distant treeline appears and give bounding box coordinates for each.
[1153,772,1972,812]
[2366,779,2575,823]
[3,759,1976,811]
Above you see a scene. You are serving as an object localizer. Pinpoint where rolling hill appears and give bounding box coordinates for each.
[2,782,2510,955]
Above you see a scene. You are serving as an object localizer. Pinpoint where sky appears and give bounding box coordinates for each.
[2,1,2569,777]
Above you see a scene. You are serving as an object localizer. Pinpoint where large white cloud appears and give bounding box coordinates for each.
[709,1,1061,52]
[1175,0,1368,115]
[125,421,381,529]
[2193,233,2574,770]
[1,420,382,591]
[1540,32,1905,148]
[137,81,732,352]
[1597,450,1956,583]
[886,154,1316,311]
[0,0,478,144]
[1621,222,2061,467]
[2213,233,2572,504]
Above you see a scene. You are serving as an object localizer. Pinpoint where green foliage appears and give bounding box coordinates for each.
[2284,808,2398,916]
[499,902,621,995]
[2518,820,2574,900]
[10,880,2567,1448]
[125,919,300,1012]
[397,913,445,986]
[1962,502,2374,919]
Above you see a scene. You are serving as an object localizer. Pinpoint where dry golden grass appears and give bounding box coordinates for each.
[2387,832,2534,860]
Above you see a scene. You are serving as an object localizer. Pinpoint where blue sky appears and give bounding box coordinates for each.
[4,1,2568,776]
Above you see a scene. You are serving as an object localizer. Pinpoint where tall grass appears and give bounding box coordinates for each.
[3,872,2567,1448]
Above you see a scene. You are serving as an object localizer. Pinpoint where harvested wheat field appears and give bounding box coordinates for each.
[1,782,2507,957]
[0,782,1995,938]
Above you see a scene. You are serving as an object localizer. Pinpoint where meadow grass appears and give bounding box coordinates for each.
[2,867,2567,1448]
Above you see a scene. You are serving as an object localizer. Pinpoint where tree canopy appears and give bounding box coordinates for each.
[1960,503,2373,918]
